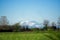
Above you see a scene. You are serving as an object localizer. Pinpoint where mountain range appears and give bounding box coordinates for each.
[20,21,44,28]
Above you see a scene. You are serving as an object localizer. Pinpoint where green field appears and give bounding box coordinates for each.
[0,31,60,40]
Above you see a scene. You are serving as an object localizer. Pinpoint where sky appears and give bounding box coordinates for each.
[0,0,60,24]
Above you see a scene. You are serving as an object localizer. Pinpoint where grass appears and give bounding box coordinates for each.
[0,31,60,40]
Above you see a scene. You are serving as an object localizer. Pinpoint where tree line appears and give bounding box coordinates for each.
[0,16,60,32]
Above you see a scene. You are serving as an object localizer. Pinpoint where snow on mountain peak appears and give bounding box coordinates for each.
[20,21,44,28]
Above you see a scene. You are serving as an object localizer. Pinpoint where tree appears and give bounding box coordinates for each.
[0,16,9,32]
[43,20,49,30]
[13,22,20,32]
[51,22,56,30]
[0,16,9,25]
[57,17,60,30]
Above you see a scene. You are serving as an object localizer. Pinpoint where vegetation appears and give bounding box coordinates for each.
[0,31,60,40]
[0,16,60,40]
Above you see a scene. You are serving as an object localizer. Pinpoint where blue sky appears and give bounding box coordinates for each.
[0,0,60,24]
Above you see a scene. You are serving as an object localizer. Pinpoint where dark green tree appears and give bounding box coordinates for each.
[13,22,20,32]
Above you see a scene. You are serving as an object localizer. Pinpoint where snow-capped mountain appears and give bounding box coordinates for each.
[20,21,44,28]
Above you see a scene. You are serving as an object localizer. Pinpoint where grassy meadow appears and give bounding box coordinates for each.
[0,31,60,40]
